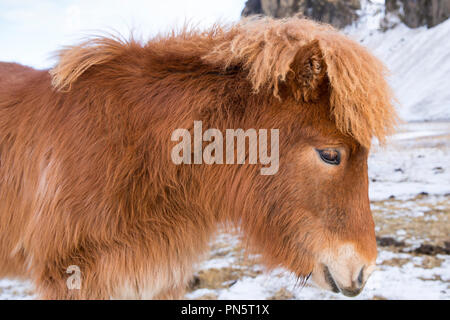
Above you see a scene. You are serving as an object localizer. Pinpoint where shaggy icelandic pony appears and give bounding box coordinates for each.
[0,17,396,299]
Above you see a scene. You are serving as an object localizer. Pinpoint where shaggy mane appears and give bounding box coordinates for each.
[51,17,397,147]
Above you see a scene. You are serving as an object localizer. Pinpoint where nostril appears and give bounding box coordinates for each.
[357,266,364,286]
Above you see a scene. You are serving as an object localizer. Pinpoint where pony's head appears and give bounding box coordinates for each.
[201,18,397,296]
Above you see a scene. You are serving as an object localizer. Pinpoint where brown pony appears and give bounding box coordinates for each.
[0,17,396,299]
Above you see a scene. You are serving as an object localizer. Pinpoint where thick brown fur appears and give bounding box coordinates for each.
[0,17,396,299]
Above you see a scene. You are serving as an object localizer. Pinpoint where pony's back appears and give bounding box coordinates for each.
[0,62,37,88]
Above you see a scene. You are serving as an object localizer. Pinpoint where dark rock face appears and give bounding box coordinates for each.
[385,0,450,28]
[241,0,361,29]
[242,0,450,29]
[241,0,264,16]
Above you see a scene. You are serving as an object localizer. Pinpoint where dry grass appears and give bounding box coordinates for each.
[371,194,450,247]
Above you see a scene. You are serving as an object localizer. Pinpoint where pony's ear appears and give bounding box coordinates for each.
[285,39,327,102]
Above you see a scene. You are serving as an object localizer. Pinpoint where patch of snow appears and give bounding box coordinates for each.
[369,122,450,201]
[0,279,34,300]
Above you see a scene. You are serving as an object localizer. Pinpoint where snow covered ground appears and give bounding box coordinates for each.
[369,122,450,201]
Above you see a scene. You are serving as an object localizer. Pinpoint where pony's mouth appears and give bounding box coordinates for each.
[323,265,340,293]
[323,265,364,297]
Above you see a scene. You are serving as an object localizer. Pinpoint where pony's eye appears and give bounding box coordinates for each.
[316,149,341,165]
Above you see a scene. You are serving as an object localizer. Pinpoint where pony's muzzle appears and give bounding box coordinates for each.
[323,265,370,297]
[312,244,377,297]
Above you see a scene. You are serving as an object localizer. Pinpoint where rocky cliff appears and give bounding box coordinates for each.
[385,0,450,28]
[242,0,361,29]
[242,0,450,29]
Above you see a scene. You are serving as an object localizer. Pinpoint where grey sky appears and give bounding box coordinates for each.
[0,0,246,69]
